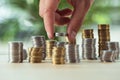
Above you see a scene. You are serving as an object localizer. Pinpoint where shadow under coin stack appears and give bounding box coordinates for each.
[28,47,42,63]
[82,29,97,60]
[8,41,23,63]
[98,24,110,57]
[100,50,115,62]
[65,44,80,63]
[31,36,46,60]
[106,42,119,60]
[46,40,56,60]
[52,46,65,64]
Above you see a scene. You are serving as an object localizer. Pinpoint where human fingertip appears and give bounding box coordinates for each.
[47,32,54,39]
[68,31,77,42]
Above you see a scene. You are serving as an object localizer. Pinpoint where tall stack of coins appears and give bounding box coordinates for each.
[31,36,46,60]
[100,50,115,62]
[52,46,65,64]
[106,42,119,60]
[28,47,42,63]
[8,41,23,63]
[98,24,110,57]
[65,44,80,63]
[82,38,97,60]
[46,40,56,59]
[82,29,94,38]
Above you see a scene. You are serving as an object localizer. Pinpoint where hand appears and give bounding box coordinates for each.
[39,0,94,42]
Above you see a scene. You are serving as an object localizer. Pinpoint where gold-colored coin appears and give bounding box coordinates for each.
[65,37,76,44]
[28,47,43,63]
[82,29,93,33]
[46,40,56,59]
[98,24,109,29]
[82,29,94,39]
[52,46,65,64]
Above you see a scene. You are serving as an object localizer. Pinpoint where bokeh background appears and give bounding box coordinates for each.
[0,0,120,58]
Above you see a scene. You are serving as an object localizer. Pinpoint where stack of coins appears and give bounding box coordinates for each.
[31,36,46,60]
[28,47,42,63]
[82,29,94,38]
[8,41,23,63]
[100,50,115,62]
[46,40,56,59]
[98,24,110,57]
[82,38,97,60]
[52,46,65,64]
[106,42,119,60]
[55,41,68,47]
[65,44,80,63]
[23,49,28,60]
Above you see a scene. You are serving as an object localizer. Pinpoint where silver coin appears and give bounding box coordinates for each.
[100,50,115,62]
[82,38,97,60]
[106,41,119,59]
[55,32,68,37]
[65,44,80,63]
[31,36,46,60]
[8,41,23,63]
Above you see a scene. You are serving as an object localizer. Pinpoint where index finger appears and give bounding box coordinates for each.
[39,0,59,39]
[67,0,94,42]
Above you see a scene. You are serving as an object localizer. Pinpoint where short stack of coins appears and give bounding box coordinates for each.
[46,40,56,59]
[55,41,68,47]
[100,50,115,62]
[8,41,23,63]
[82,38,97,60]
[28,47,42,63]
[52,46,65,64]
[23,49,28,60]
[106,42,119,60]
[65,44,80,63]
[82,29,94,38]
[98,24,110,57]
[31,36,46,60]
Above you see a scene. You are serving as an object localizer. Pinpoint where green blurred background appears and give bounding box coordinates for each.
[0,0,120,43]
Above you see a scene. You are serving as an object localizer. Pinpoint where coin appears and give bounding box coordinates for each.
[28,47,43,63]
[46,40,56,60]
[52,46,65,64]
[100,50,115,62]
[55,32,68,37]
[106,42,119,60]
[31,36,46,60]
[23,49,27,60]
[82,38,97,60]
[65,44,80,63]
[98,24,109,30]
[8,41,23,63]
[82,29,94,39]
[55,41,68,47]
[98,24,111,57]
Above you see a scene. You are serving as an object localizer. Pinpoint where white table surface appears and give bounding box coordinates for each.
[0,60,120,80]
